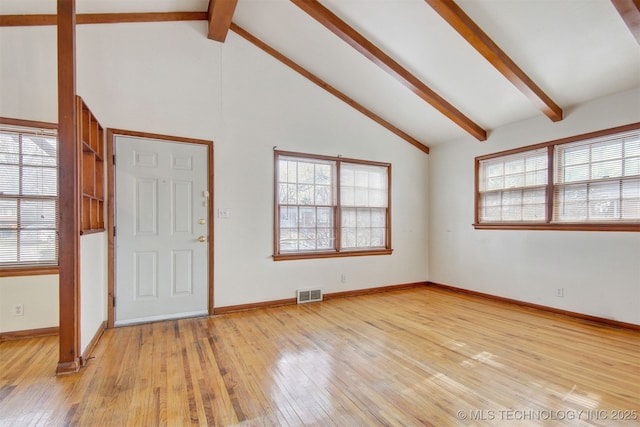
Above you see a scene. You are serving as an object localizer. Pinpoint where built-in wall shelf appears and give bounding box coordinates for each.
[77,96,105,234]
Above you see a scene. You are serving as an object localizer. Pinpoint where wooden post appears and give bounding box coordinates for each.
[56,0,81,375]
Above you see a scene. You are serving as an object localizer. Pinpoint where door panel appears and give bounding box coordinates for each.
[115,135,209,326]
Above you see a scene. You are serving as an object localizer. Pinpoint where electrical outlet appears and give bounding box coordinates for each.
[340,273,347,283]
[556,288,564,297]
[13,304,24,316]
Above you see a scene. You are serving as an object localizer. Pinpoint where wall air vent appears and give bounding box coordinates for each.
[296,289,323,304]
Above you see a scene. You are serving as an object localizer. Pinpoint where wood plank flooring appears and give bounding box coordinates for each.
[1,287,638,426]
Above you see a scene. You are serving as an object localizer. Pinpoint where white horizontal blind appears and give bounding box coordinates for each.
[0,126,58,267]
[340,162,388,249]
[478,148,548,223]
[277,155,336,253]
[554,130,640,222]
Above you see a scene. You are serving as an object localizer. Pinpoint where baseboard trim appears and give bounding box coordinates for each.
[213,282,429,315]
[323,281,428,301]
[56,360,80,376]
[80,321,107,367]
[426,281,640,332]
[0,326,59,342]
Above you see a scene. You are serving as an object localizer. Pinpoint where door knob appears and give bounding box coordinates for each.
[198,236,207,242]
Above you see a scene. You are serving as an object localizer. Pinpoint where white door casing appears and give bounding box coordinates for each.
[114,135,209,326]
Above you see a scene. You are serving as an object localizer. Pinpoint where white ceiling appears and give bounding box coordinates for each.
[3,0,640,146]
[231,0,640,145]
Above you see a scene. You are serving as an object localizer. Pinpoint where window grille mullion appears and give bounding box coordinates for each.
[618,179,623,220]
[546,145,554,223]
[335,160,341,252]
[586,182,591,220]
[17,133,23,263]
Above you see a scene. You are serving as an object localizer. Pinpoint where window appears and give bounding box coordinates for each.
[275,151,391,259]
[554,132,640,222]
[478,148,548,223]
[0,121,58,269]
[475,123,640,231]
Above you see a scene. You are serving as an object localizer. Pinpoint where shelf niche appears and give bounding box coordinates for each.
[77,96,105,234]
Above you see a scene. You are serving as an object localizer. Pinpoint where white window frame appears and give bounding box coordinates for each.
[274,150,392,260]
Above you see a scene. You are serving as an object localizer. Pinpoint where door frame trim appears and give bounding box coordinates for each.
[106,129,214,328]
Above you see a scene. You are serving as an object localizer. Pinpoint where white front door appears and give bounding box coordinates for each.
[114,135,209,326]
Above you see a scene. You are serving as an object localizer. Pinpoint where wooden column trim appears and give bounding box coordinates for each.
[106,130,116,329]
[56,0,81,375]
[208,141,215,315]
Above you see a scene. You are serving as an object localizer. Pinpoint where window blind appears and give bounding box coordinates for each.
[340,162,388,249]
[478,148,548,223]
[554,130,640,222]
[0,126,58,267]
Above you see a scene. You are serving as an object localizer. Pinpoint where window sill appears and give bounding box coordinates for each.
[473,223,640,232]
[274,249,393,261]
[0,266,59,277]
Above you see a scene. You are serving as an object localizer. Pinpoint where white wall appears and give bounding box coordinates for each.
[429,88,640,325]
[0,24,109,338]
[0,275,58,333]
[1,17,636,328]
[0,234,107,343]
[213,29,430,306]
[0,20,429,319]
[74,22,429,308]
[0,25,58,334]
[80,232,107,353]
[0,25,57,123]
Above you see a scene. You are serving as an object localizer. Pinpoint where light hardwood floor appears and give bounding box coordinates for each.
[1,287,638,426]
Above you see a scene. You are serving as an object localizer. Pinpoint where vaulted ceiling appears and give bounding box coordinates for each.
[2,0,640,153]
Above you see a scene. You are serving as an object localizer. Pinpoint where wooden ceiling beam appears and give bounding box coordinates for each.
[230,23,430,154]
[424,0,563,122]
[2,8,430,152]
[611,0,640,45]
[0,14,56,26]
[290,0,486,141]
[207,0,238,42]
[0,12,207,26]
